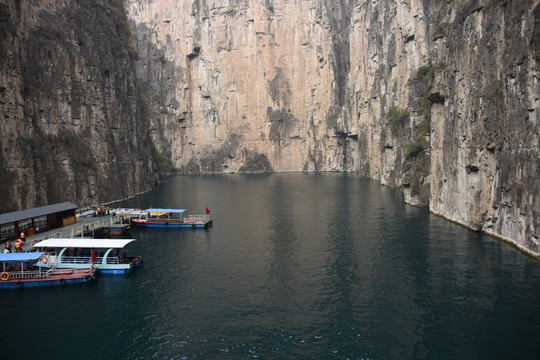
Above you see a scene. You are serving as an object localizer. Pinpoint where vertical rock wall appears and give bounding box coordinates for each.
[0,0,537,256]
[126,0,355,173]
[427,1,540,255]
[0,0,157,212]
[124,0,539,256]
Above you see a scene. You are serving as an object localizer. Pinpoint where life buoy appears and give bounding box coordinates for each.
[42,255,48,264]
[0,272,9,281]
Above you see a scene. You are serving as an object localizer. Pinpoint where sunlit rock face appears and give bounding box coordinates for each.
[125,0,539,255]
[0,0,538,256]
[125,0,356,174]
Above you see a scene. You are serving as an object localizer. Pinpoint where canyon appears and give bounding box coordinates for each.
[0,0,539,256]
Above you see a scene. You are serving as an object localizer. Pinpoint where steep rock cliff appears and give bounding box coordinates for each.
[124,0,539,256]
[0,0,538,256]
[0,0,158,212]
[426,1,540,255]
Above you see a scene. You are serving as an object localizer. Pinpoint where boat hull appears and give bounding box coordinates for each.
[0,268,96,289]
[131,219,212,229]
[108,224,130,235]
[36,262,135,274]
[99,267,132,275]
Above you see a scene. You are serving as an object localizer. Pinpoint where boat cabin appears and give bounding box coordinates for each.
[33,238,142,274]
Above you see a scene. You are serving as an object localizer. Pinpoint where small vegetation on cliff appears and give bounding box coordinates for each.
[387,106,409,134]
[454,0,474,8]
[416,95,431,121]
[379,128,387,151]
[151,145,176,174]
[414,63,436,81]
[404,141,424,156]
[109,3,137,59]
[417,121,431,140]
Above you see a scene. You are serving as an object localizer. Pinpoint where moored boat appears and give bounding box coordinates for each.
[108,213,132,235]
[0,252,96,289]
[33,238,143,275]
[131,208,213,229]
[108,223,130,235]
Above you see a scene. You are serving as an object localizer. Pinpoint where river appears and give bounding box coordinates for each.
[3,173,540,359]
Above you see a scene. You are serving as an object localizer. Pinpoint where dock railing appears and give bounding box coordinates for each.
[194,214,210,222]
[183,214,211,223]
[21,232,61,252]
[70,220,106,238]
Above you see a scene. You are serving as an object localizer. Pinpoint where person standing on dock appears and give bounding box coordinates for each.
[14,239,22,252]
[4,241,11,253]
[20,231,25,242]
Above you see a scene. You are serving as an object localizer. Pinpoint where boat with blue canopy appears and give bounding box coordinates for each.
[131,208,213,229]
[0,252,96,289]
[33,238,143,274]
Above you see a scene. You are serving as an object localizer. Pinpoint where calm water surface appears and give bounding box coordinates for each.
[3,173,540,359]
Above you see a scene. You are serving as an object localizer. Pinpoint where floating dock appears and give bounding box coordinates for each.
[16,209,145,252]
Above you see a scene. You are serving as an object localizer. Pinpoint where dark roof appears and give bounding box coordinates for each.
[0,202,78,225]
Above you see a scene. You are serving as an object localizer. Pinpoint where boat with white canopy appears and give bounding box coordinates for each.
[33,238,143,274]
[0,252,96,289]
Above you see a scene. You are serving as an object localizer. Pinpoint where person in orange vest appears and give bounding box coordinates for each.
[14,239,22,252]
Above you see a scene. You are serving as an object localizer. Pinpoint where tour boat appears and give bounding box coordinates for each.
[33,238,143,275]
[0,252,96,289]
[130,208,213,229]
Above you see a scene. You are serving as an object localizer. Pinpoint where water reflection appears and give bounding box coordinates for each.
[3,173,540,360]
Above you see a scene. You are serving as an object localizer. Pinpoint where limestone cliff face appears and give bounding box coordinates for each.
[0,0,157,212]
[126,0,354,173]
[0,0,538,256]
[426,1,540,255]
[125,0,539,255]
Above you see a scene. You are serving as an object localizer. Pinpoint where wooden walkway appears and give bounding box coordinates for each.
[19,209,142,252]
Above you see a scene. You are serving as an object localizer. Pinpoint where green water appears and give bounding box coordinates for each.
[3,173,540,359]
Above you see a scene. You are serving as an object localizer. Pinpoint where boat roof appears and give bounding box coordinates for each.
[0,252,45,262]
[145,208,186,214]
[33,238,135,249]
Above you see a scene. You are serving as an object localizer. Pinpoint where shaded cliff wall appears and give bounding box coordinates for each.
[0,0,158,212]
[125,0,539,255]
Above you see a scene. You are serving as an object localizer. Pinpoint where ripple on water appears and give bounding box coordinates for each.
[3,174,540,360]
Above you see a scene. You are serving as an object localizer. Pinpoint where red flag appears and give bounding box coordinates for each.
[91,249,97,264]
[206,207,210,215]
